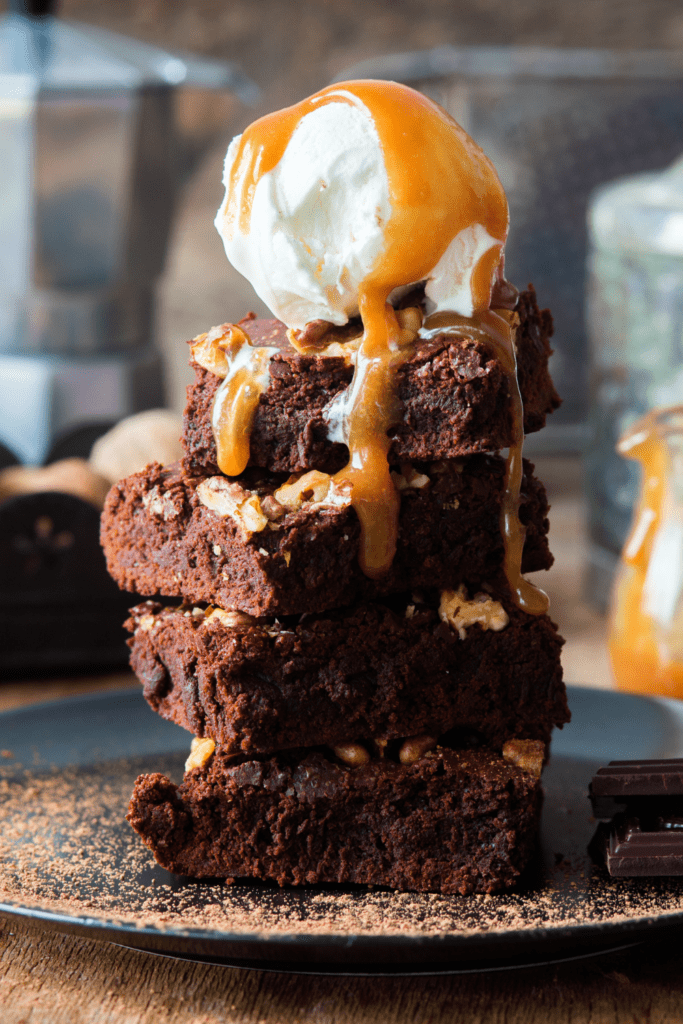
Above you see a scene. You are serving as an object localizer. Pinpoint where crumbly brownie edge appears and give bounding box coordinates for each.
[127,595,568,758]
[127,747,543,895]
[100,454,553,617]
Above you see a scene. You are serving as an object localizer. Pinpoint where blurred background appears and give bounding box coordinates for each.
[1,0,683,691]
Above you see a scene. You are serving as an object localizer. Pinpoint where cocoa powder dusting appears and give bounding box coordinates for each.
[1,754,683,943]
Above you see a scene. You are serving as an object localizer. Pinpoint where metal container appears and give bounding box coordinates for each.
[0,6,257,463]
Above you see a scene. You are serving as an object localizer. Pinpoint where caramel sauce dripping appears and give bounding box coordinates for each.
[217,80,544,601]
[219,81,508,578]
[421,309,549,615]
[608,408,683,696]
[192,325,277,477]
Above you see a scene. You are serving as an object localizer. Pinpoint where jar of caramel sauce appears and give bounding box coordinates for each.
[609,406,683,697]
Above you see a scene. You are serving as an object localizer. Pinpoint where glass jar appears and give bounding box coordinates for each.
[586,157,683,609]
[609,406,683,697]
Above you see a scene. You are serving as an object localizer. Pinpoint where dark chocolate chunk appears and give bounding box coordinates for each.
[590,760,683,876]
[590,813,683,877]
[590,759,683,820]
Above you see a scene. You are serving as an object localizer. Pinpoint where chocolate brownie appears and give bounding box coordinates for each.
[127,593,567,758]
[127,745,543,894]
[101,455,553,617]
[182,287,561,477]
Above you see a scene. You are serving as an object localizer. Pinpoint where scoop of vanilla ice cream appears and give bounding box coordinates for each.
[215,94,502,328]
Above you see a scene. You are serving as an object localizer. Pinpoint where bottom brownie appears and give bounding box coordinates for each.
[128,745,542,895]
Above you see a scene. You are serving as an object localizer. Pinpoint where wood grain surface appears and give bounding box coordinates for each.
[2,916,683,1023]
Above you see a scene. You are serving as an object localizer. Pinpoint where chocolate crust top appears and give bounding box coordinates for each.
[182,286,561,477]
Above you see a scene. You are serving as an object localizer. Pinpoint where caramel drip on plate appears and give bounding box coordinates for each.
[421,310,549,615]
[220,80,509,577]
[193,326,277,477]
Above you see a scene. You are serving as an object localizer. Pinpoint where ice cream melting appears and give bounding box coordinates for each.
[212,80,548,612]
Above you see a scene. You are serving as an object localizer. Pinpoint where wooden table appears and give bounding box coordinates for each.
[3,459,682,1022]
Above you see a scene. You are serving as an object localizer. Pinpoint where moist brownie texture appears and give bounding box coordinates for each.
[101,454,553,617]
[127,595,567,758]
[127,746,543,894]
[182,287,561,477]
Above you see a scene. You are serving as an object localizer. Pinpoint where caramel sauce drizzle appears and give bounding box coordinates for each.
[192,325,277,477]
[215,80,545,606]
[421,310,549,615]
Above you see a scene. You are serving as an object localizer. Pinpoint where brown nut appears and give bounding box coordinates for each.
[502,739,545,779]
[204,607,256,629]
[185,737,216,772]
[332,743,370,768]
[0,458,111,509]
[399,735,438,765]
[89,409,183,485]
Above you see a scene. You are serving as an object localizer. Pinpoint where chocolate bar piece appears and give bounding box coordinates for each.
[590,813,683,877]
[590,759,683,820]
[590,760,683,876]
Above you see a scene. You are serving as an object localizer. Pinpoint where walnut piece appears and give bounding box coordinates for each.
[274,470,351,511]
[142,484,182,521]
[190,323,252,378]
[391,463,430,491]
[185,737,216,772]
[399,735,437,765]
[90,409,182,484]
[502,739,545,779]
[196,477,268,539]
[332,743,370,768]
[204,607,256,628]
[0,458,111,510]
[438,585,509,641]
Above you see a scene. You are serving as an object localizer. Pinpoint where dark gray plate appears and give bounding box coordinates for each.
[2,685,683,974]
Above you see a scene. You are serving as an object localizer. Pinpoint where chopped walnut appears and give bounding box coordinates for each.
[136,614,156,632]
[287,319,363,358]
[430,459,464,475]
[274,470,351,511]
[196,477,268,539]
[399,735,437,765]
[395,305,423,345]
[282,550,292,567]
[439,585,509,640]
[190,323,252,378]
[391,463,430,491]
[332,743,370,768]
[204,607,256,629]
[185,737,216,772]
[502,739,545,779]
[260,494,286,521]
[142,485,182,521]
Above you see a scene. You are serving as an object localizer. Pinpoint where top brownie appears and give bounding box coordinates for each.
[182,287,560,477]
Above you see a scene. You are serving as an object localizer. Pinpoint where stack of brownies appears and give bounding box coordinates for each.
[101,286,569,895]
